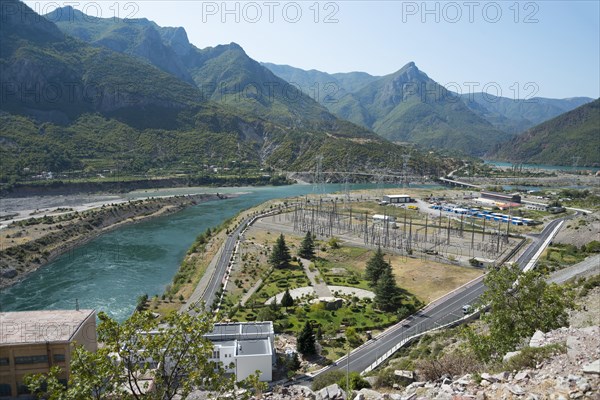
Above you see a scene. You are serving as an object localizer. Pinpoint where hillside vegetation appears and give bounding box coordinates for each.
[490,99,600,166]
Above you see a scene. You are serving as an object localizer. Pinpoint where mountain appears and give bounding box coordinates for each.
[263,63,594,156]
[328,62,511,156]
[0,1,455,185]
[490,99,600,166]
[266,62,510,156]
[0,1,202,128]
[45,6,194,84]
[44,7,339,129]
[462,93,594,134]
[261,62,379,104]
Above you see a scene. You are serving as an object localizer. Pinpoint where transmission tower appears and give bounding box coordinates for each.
[313,155,324,195]
[401,154,411,187]
[342,155,351,205]
[572,156,581,169]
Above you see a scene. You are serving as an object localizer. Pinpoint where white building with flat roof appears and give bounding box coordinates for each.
[205,322,275,382]
[383,194,411,203]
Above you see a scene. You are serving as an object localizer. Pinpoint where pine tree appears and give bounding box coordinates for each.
[298,230,315,259]
[374,266,402,312]
[296,321,317,356]
[269,234,291,268]
[365,247,389,287]
[281,288,294,309]
[287,352,301,372]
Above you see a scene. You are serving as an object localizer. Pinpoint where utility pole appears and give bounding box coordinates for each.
[314,154,324,195]
[346,347,350,394]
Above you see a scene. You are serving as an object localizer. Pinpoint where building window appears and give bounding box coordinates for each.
[0,384,11,396]
[0,357,9,366]
[17,384,31,395]
[15,355,49,364]
[212,350,220,359]
[53,354,66,363]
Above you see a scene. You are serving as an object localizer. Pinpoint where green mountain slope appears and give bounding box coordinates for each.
[327,62,509,156]
[1,1,202,129]
[490,99,600,166]
[264,63,594,157]
[0,1,456,185]
[462,93,593,134]
[45,6,194,84]
[45,7,340,129]
[261,62,378,104]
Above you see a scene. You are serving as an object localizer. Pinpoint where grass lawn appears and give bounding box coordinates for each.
[316,244,484,304]
[388,255,484,304]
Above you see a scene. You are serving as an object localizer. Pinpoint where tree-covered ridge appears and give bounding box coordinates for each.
[490,99,600,166]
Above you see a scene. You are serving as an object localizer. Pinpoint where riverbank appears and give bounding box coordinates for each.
[0,175,292,198]
[0,193,230,290]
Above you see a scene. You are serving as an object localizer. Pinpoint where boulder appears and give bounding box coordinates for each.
[582,359,600,375]
[316,384,346,400]
[503,351,521,363]
[529,330,546,348]
[354,389,383,399]
[1,268,17,279]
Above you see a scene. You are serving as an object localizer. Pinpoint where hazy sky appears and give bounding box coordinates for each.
[28,1,600,99]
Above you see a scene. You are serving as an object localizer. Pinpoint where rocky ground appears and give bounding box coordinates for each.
[553,212,600,248]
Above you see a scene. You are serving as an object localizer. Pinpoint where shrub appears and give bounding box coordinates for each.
[502,344,566,371]
[312,370,345,391]
[374,368,399,389]
[337,371,370,391]
[415,350,482,381]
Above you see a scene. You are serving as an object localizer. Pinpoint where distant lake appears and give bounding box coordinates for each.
[484,160,599,172]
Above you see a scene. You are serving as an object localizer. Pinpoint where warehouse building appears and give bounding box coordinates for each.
[480,191,521,204]
[382,194,411,204]
[0,310,97,399]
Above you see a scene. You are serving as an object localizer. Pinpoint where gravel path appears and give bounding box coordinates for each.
[549,254,600,284]
[299,257,331,298]
[328,286,375,299]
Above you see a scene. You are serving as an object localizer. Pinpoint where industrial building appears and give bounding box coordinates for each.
[205,322,275,382]
[480,191,521,204]
[382,194,411,204]
[0,310,97,399]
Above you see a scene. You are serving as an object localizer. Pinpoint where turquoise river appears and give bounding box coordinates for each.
[0,183,425,321]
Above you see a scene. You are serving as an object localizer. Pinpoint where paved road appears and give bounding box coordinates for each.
[311,216,567,376]
[202,217,252,309]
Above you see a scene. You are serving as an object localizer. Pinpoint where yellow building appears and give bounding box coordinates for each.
[0,310,96,399]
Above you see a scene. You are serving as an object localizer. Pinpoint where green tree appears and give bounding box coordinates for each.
[337,371,371,391]
[281,288,294,309]
[365,247,389,287]
[345,327,363,348]
[298,230,315,259]
[25,307,261,400]
[287,352,301,372]
[464,263,575,362]
[297,321,317,356]
[374,267,402,312]
[269,234,291,268]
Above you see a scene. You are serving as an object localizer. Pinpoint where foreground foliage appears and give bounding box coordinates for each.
[26,307,262,400]
[464,263,574,362]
